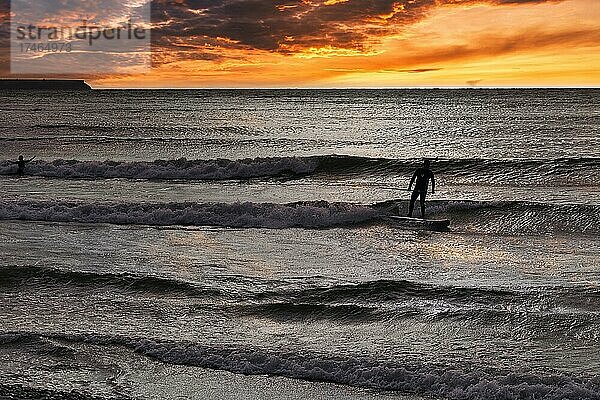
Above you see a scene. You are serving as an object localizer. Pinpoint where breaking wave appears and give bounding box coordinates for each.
[2,331,599,399]
[0,157,318,180]
[1,155,598,185]
[0,200,379,229]
[0,199,597,234]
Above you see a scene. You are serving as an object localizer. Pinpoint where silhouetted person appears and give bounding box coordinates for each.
[407,159,435,218]
[12,155,35,175]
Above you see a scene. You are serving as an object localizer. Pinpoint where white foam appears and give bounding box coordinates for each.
[44,333,600,399]
[0,200,379,229]
[0,157,318,180]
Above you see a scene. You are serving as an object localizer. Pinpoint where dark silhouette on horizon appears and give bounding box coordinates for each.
[0,79,91,90]
[407,159,435,218]
[12,155,35,175]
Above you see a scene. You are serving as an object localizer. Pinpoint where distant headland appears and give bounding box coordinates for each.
[0,79,92,90]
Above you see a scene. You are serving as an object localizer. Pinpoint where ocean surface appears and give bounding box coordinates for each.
[0,89,599,399]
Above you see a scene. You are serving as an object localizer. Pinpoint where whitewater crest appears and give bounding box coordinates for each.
[0,157,319,180]
[0,199,598,234]
[0,155,598,185]
[2,331,599,400]
[0,200,379,229]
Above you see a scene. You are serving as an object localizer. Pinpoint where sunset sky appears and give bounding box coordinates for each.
[1,0,599,87]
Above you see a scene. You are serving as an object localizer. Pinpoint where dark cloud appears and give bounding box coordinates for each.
[150,0,565,62]
[151,0,434,52]
[0,0,567,76]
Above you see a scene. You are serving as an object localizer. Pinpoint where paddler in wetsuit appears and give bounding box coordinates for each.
[407,159,435,218]
[12,155,35,175]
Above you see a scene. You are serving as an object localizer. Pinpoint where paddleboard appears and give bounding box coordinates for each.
[384,215,450,231]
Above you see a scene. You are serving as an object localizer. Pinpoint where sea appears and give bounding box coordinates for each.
[0,89,599,399]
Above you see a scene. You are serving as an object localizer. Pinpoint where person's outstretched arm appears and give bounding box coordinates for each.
[431,172,435,194]
[408,171,417,191]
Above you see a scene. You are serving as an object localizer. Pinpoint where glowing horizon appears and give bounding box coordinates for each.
[1,0,599,88]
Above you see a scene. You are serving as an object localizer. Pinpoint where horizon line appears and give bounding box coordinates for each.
[91,86,600,90]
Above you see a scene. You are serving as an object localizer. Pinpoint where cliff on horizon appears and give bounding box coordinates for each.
[0,79,92,90]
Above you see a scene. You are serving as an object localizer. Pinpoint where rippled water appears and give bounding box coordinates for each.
[0,89,599,399]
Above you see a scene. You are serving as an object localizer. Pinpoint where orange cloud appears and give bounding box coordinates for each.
[1,0,599,86]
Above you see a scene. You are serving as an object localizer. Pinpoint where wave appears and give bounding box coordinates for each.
[249,280,600,322]
[316,155,600,185]
[0,200,379,229]
[0,265,218,297]
[374,199,600,236]
[0,265,518,304]
[425,200,600,236]
[7,264,600,321]
[256,279,514,303]
[241,300,600,328]
[316,155,600,188]
[3,331,599,399]
[239,281,517,323]
[0,198,597,234]
[0,265,515,314]
[0,157,318,180]
[1,155,598,185]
